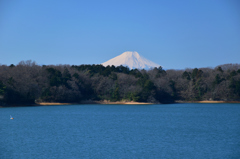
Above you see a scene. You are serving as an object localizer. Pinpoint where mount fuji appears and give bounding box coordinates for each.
[102,51,160,70]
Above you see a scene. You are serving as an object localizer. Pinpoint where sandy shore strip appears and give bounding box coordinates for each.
[38,101,153,105]
[176,100,240,104]
[94,100,153,105]
[2,100,239,107]
[37,102,72,106]
[197,101,225,103]
[197,101,240,103]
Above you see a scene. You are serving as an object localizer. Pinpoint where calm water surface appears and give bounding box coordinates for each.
[1,103,240,159]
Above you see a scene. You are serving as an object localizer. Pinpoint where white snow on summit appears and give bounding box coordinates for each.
[102,51,160,69]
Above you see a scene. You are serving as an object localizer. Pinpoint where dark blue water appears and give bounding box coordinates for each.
[1,104,240,159]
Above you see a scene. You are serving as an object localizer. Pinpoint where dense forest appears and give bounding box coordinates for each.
[0,60,240,106]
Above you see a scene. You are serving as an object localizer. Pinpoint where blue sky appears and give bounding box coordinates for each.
[0,0,239,69]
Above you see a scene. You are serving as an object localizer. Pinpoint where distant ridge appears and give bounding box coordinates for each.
[102,51,160,69]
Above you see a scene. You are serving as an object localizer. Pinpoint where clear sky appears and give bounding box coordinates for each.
[1,0,240,69]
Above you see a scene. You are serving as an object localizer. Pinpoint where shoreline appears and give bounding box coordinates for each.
[38,100,153,106]
[36,100,240,106]
[0,100,154,107]
[1,100,240,107]
[175,100,240,104]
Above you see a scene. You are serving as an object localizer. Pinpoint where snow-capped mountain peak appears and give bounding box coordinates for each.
[102,51,160,69]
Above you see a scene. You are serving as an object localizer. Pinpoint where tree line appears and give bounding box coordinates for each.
[0,60,240,106]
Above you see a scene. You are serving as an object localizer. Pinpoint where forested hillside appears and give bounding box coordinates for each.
[0,60,240,106]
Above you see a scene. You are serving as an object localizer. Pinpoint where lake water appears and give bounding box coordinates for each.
[1,103,240,159]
